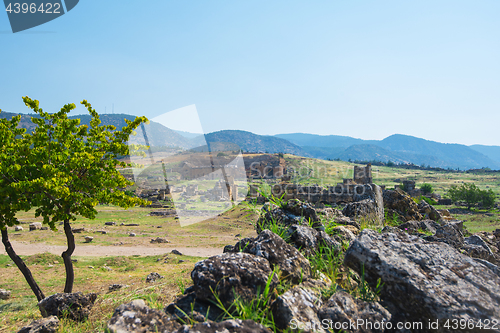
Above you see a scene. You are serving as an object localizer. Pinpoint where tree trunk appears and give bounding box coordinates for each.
[1,227,45,301]
[62,219,75,293]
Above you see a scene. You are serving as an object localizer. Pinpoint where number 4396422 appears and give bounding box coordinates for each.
[5,3,61,14]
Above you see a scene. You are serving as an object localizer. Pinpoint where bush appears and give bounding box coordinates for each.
[447,183,496,210]
[420,183,433,195]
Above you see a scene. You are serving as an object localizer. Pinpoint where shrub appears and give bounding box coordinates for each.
[447,183,496,210]
[420,183,433,195]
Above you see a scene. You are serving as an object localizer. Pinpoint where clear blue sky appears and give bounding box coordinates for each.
[1,1,499,145]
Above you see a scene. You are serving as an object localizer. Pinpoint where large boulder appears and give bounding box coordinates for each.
[17,316,59,333]
[165,291,224,323]
[424,222,465,249]
[318,291,391,333]
[342,199,377,220]
[383,189,422,221]
[256,200,323,234]
[108,299,180,333]
[397,220,439,235]
[223,230,311,284]
[285,224,341,258]
[190,252,279,309]
[271,280,327,332]
[417,200,442,222]
[38,293,97,321]
[344,229,500,329]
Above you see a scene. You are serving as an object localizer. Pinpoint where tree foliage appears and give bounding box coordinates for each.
[420,183,433,195]
[447,183,496,210]
[0,97,149,299]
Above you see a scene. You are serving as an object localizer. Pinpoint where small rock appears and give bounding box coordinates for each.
[150,237,169,244]
[124,223,140,226]
[0,289,12,300]
[72,228,85,233]
[129,233,136,237]
[95,230,108,234]
[40,227,49,230]
[108,284,128,292]
[15,226,23,231]
[146,272,164,283]
[29,222,42,231]
[17,316,59,333]
[178,260,186,263]
[38,293,97,321]
[171,249,183,255]
[105,222,116,226]
[84,236,93,243]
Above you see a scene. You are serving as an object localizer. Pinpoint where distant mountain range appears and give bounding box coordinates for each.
[276,133,500,170]
[2,111,499,170]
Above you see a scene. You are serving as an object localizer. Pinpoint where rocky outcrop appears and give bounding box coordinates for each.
[318,291,391,333]
[165,290,224,322]
[38,293,97,321]
[108,299,180,333]
[223,230,311,284]
[397,219,439,235]
[17,316,59,333]
[256,200,323,234]
[285,224,341,258]
[271,280,327,332]
[343,199,377,220]
[418,200,442,221]
[190,252,278,309]
[177,319,272,333]
[344,229,500,329]
[383,188,422,221]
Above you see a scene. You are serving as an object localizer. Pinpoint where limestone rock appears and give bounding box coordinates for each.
[286,224,341,258]
[146,272,164,283]
[318,291,391,333]
[344,229,500,328]
[342,199,377,220]
[165,292,224,322]
[0,288,11,300]
[383,189,422,221]
[224,230,311,284]
[424,222,465,249]
[150,237,169,244]
[38,292,97,321]
[108,284,128,293]
[417,200,442,221]
[397,219,439,235]
[29,222,42,231]
[17,316,59,333]
[191,252,278,309]
[15,226,23,231]
[108,299,180,333]
[84,236,93,243]
[271,280,327,332]
[330,226,356,244]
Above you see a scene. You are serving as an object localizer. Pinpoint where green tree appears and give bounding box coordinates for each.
[447,183,496,210]
[3,97,149,296]
[420,183,433,195]
[0,113,46,301]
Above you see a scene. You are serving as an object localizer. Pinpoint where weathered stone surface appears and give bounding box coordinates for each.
[286,225,341,258]
[318,291,391,333]
[344,229,500,328]
[17,316,59,333]
[165,292,224,322]
[224,230,311,284]
[424,222,465,249]
[343,199,377,220]
[176,319,272,333]
[256,200,323,234]
[334,216,361,230]
[383,189,422,221]
[417,200,442,221]
[191,252,278,309]
[38,293,97,321]
[330,226,356,244]
[150,237,169,244]
[105,222,116,226]
[29,222,42,231]
[84,236,93,243]
[0,288,11,300]
[271,280,327,332]
[397,220,439,235]
[108,284,128,292]
[108,299,180,333]
[146,272,164,283]
[15,225,23,231]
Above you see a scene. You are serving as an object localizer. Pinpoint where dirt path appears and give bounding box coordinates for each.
[1,240,222,258]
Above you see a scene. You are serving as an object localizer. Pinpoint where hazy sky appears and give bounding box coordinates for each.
[1,1,499,145]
